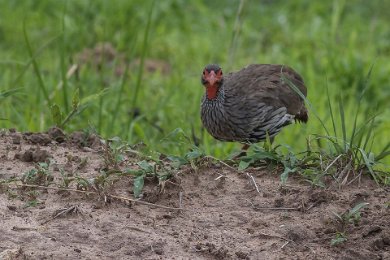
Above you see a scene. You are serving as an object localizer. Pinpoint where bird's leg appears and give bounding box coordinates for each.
[241,143,250,153]
[232,143,251,160]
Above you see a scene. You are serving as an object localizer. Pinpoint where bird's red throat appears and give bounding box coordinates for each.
[206,84,218,100]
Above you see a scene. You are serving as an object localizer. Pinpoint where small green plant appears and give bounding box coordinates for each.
[334,202,369,225]
[330,232,347,246]
[101,137,129,170]
[74,176,92,191]
[125,159,172,198]
[281,66,390,186]
[59,169,73,188]
[329,202,369,246]
[162,128,205,170]
[23,190,40,208]
[168,147,205,171]
[51,87,109,129]
[22,162,53,186]
[236,141,309,185]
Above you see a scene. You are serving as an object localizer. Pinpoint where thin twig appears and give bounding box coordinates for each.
[12,226,38,231]
[204,155,237,172]
[346,169,363,186]
[214,173,226,180]
[179,191,183,209]
[253,232,293,242]
[127,225,152,234]
[281,241,290,249]
[253,207,300,211]
[324,154,343,172]
[41,205,82,225]
[246,172,260,193]
[254,232,314,253]
[11,183,182,211]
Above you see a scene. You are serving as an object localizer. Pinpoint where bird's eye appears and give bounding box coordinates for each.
[203,70,206,75]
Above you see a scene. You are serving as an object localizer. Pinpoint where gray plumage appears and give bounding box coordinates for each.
[200,64,308,143]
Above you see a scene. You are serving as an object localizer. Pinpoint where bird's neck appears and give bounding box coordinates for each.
[206,83,224,101]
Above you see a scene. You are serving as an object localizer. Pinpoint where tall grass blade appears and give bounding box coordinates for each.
[326,78,337,139]
[353,112,380,142]
[109,62,130,130]
[109,34,137,130]
[281,71,330,136]
[376,142,390,161]
[12,34,61,87]
[350,64,374,148]
[338,97,347,152]
[361,116,375,152]
[23,19,51,106]
[129,0,155,110]
[126,0,156,140]
[330,0,346,41]
[227,0,245,69]
[358,148,379,184]
[0,88,22,101]
[60,1,69,113]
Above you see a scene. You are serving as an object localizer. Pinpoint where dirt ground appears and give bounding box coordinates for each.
[0,129,389,260]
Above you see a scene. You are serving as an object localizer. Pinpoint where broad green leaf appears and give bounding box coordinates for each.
[124,168,144,176]
[133,175,145,198]
[281,167,296,184]
[331,236,347,246]
[238,160,250,171]
[72,88,80,110]
[349,202,369,216]
[167,155,188,168]
[137,160,153,173]
[185,148,204,161]
[51,104,62,126]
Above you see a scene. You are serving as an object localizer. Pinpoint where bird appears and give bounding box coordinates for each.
[200,64,308,153]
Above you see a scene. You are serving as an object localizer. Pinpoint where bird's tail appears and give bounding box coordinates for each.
[295,106,308,123]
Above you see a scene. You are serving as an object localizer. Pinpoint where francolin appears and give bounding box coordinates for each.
[200,64,308,151]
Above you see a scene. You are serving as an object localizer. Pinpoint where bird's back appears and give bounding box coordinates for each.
[223,64,308,122]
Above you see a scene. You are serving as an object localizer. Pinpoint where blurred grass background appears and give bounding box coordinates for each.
[0,0,389,161]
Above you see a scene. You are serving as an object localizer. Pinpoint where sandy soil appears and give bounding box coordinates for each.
[0,129,389,260]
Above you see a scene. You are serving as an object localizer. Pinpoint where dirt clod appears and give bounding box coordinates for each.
[48,127,66,143]
[27,133,52,145]
[11,134,22,144]
[32,148,51,163]
[69,131,102,148]
[235,251,249,259]
[16,148,51,163]
[15,149,33,162]
[0,247,25,260]
[363,225,382,237]
[283,224,315,242]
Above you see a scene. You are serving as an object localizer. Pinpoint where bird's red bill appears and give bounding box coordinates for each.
[205,70,217,86]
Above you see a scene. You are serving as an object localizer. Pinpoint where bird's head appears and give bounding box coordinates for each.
[201,64,223,100]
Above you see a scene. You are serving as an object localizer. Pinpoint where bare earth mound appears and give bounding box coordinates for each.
[0,129,389,259]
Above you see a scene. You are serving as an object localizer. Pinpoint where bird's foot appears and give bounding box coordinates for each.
[231,150,248,160]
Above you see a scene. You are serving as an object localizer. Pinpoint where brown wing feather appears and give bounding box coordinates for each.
[223,64,308,122]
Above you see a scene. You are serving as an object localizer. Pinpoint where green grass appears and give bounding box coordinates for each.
[0,1,389,178]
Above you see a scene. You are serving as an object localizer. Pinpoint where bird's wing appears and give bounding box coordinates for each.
[224,64,307,117]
